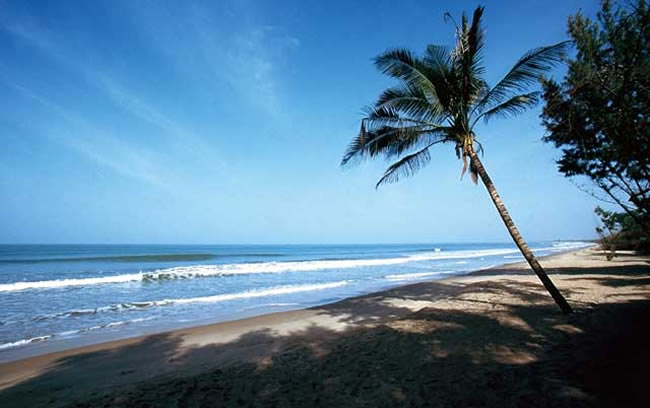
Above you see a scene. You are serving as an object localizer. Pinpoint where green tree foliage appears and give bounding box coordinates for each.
[541,0,650,235]
[595,206,649,257]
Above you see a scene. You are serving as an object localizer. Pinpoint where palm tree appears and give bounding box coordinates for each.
[341,6,573,313]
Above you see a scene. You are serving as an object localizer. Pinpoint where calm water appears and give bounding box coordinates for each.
[0,242,592,360]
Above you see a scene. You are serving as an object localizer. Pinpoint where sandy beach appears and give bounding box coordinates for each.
[1,247,648,407]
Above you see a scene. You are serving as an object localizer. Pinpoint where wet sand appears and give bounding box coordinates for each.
[1,247,648,407]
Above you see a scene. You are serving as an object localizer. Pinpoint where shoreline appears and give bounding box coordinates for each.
[0,247,582,365]
[0,248,588,373]
[1,246,647,406]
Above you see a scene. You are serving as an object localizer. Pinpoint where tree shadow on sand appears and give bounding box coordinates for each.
[472,263,650,277]
[1,276,649,408]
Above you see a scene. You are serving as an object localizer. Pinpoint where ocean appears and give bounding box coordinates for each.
[0,242,592,360]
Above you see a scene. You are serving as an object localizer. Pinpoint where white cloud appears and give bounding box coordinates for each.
[95,76,226,169]
[225,26,299,115]
[124,1,299,119]
[1,9,229,184]
[7,82,171,187]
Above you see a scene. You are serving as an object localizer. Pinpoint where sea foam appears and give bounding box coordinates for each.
[0,317,155,351]
[0,273,143,292]
[0,243,595,292]
[29,281,351,322]
[1,281,350,350]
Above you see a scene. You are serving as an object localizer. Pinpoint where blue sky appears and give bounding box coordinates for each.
[0,0,604,244]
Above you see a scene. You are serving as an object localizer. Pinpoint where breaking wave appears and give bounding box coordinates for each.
[0,317,155,351]
[1,281,350,351]
[30,281,351,322]
[0,243,595,292]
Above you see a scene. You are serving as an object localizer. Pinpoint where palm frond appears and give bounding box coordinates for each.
[373,49,438,101]
[341,118,449,167]
[382,127,451,159]
[342,6,559,189]
[474,91,540,124]
[422,45,456,111]
[472,41,569,116]
[375,85,444,122]
[464,6,486,77]
[363,105,433,128]
[375,139,450,187]
[451,6,486,108]
[423,45,451,71]
[341,121,368,167]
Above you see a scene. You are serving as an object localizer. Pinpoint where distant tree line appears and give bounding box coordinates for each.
[541,0,650,253]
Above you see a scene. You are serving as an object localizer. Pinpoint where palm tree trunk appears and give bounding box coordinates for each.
[467,144,573,314]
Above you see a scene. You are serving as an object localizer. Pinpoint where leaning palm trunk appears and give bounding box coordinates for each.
[467,143,573,314]
[343,7,574,314]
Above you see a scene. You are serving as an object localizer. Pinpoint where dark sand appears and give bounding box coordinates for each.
[0,248,648,407]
